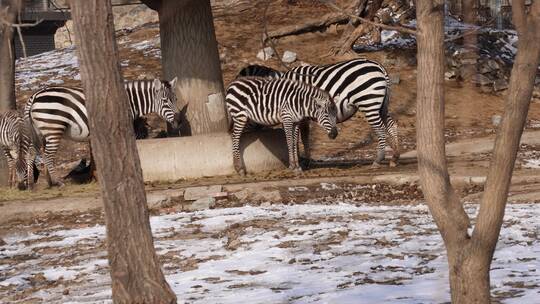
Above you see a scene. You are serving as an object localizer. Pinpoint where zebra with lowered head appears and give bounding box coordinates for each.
[226,76,338,175]
[237,58,399,167]
[0,111,24,187]
[0,110,41,189]
[20,78,180,188]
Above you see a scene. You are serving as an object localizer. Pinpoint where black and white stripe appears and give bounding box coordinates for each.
[226,77,338,175]
[237,64,283,79]
[22,78,179,187]
[238,59,400,167]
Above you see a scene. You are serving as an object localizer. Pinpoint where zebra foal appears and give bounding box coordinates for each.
[20,78,180,188]
[226,77,338,175]
[238,59,400,167]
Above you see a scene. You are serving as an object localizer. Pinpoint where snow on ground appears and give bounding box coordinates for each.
[1,202,539,303]
[15,46,80,91]
[14,32,161,93]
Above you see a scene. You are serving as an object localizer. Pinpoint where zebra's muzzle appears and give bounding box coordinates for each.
[328,127,338,139]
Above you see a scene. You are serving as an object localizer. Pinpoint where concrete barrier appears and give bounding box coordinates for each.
[136,130,288,182]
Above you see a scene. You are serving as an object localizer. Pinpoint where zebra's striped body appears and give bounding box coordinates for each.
[226,77,338,175]
[238,59,400,166]
[22,78,179,187]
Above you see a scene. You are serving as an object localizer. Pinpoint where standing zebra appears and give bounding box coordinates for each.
[226,77,338,175]
[237,59,399,167]
[21,78,180,187]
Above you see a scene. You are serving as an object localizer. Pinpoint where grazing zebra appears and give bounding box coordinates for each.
[0,111,23,187]
[238,59,400,167]
[0,110,40,189]
[21,78,180,187]
[226,77,338,175]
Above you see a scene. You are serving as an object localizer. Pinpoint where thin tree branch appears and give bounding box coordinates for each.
[262,0,291,70]
[319,0,416,35]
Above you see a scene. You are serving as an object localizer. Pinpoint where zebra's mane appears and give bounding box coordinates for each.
[235,76,331,100]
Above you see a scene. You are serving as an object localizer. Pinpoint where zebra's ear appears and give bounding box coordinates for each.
[153,78,162,90]
[170,77,178,89]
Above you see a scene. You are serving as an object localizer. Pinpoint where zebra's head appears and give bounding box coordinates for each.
[153,77,181,128]
[313,93,339,139]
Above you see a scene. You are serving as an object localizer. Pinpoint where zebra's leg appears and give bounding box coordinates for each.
[292,123,302,171]
[88,143,97,182]
[3,148,15,188]
[283,120,300,172]
[231,117,248,176]
[385,116,400,167]
[42,137,64,188]
[370,122,387,169]
[299,120,311,168]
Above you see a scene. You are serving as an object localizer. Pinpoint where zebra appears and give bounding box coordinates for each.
[226,77,338,175]
[0,111,24,187]
[237,59,400,167]
[20,78,180,188]
[0,110,40,189]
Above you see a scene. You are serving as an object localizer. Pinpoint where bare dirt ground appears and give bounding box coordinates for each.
[3,0,540,211]
[1,2,540,301]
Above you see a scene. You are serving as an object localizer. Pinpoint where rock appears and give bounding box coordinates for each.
[282,51,297,63]
[389,74,400,85]
[445,70,457,80]
[233,189,249,201]
[147,189,184,209]
[461,58,477,65]
[492,115,502,127]
[487,59,500,71]
[493,79,508,91]
[257,47,274,61]
[187,197,216,211]
[474,74,493,86]
[253,190,282,202]
[184,185,222,201]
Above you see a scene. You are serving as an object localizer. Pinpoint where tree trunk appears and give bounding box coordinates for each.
[143,0,229,136]
[0,0,22,187]
[417,0,540,302]
[70,1,176,303]
[0,0,21,111]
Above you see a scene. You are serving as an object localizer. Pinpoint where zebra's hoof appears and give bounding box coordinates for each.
[237,168,246,176]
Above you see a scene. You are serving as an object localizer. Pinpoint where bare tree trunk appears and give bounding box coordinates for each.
[416,0,540,302]
[0,0,22,187]
[0,0,21,111]
[143,0,228,136]
[70,1,176,303]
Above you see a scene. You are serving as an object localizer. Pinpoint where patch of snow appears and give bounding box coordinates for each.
[523,159,540,169]
[1,202,539,304]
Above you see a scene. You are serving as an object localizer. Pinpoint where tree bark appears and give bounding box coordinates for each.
[0,0,22,111]
[461,0,479,85]
[70,1,176,303]
[143,0,228,136]
[0,0,22,187]
[416,0,540,302]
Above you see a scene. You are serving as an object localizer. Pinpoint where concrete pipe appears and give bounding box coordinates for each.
[136,130,288,182]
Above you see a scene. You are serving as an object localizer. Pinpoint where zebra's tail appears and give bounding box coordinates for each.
[379,75,391,124]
